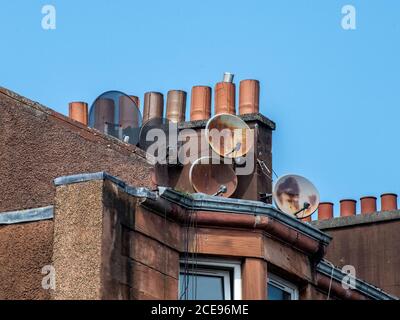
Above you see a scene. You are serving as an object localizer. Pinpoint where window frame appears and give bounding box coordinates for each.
[267,273,299,300]
[179,258,242,300]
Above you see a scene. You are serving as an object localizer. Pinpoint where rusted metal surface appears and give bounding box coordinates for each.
[166,90,186,123]
[239,79,260,115]
[143,92,164,123]
[215,82,236,115]
[190,86,211,121]
[68,101,88,125]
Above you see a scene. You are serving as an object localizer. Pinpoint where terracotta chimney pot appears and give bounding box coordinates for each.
[360,196,377,215]
[318,202,334,220]
[69,102,88,125]
[143,92,164,124]
[190,86,211,121]
[166,90,187,123]
[239,79,260,115]
[215,82,236,115]
[340,199,356,217]
[381,193,398,211]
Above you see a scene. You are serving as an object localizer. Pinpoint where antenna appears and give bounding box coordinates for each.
[205,113,253,159]
[189,156,238,198]
[89,91,142,145]
[272,174,320,219]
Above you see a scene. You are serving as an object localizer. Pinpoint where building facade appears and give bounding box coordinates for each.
[0,86,396,300]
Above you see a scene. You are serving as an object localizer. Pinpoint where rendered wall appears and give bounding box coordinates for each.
[0,220,53,300]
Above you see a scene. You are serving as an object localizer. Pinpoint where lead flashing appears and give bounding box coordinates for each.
[0,206,54,225]
[54,172,157,200]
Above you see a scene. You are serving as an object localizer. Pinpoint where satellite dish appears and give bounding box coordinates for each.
[272,174,320,219]
[205,113,253,159]
[189,156,238,197]
[89,91,142,145]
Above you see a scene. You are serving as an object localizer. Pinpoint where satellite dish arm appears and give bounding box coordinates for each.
[294,202,311,217]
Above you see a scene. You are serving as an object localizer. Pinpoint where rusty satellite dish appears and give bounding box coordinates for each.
[205,113,253,159]
[272,174,320,219]
[189,156,238,197]
[89,91,142,145]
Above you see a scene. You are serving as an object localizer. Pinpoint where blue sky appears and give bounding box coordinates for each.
[1,0,399,218]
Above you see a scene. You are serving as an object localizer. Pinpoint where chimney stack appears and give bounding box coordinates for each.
[318,202,334,220]
[190,86,211,121]
[69,102,88,125]
[340,199,356,217]
[143,92,164,124]
[381,193,398,211]
[360,196,377,214]
[215,72,236,115]
[166,90,187,123]
[239,80,260,115]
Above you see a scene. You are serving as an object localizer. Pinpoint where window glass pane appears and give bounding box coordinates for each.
[179,273,225,300]
[267,283,291,300]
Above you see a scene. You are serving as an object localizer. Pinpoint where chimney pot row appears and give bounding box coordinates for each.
[313,193,398,221]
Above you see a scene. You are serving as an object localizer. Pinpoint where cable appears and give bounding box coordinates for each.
[326,260,335,300]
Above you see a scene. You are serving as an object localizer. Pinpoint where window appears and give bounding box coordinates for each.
[179,259,241,300]
[267,274,299,300]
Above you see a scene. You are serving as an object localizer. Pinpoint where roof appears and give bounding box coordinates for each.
[311,210,400,230]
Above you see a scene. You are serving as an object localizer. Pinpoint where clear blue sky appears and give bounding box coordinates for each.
[1,0,399,217]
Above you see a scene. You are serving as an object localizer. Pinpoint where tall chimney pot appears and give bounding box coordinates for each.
[340,199,357,217]
[166,90,187,123]
[143,92,164,124]
[318,202,334,220]
[119,96,140,129]
[190,86,211,121]
[215,82,236,115]
[381,193,398,211]
[360,196,377,214]
[239,79,260,115]
[93,98,115,133]
[69,102,88,125]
